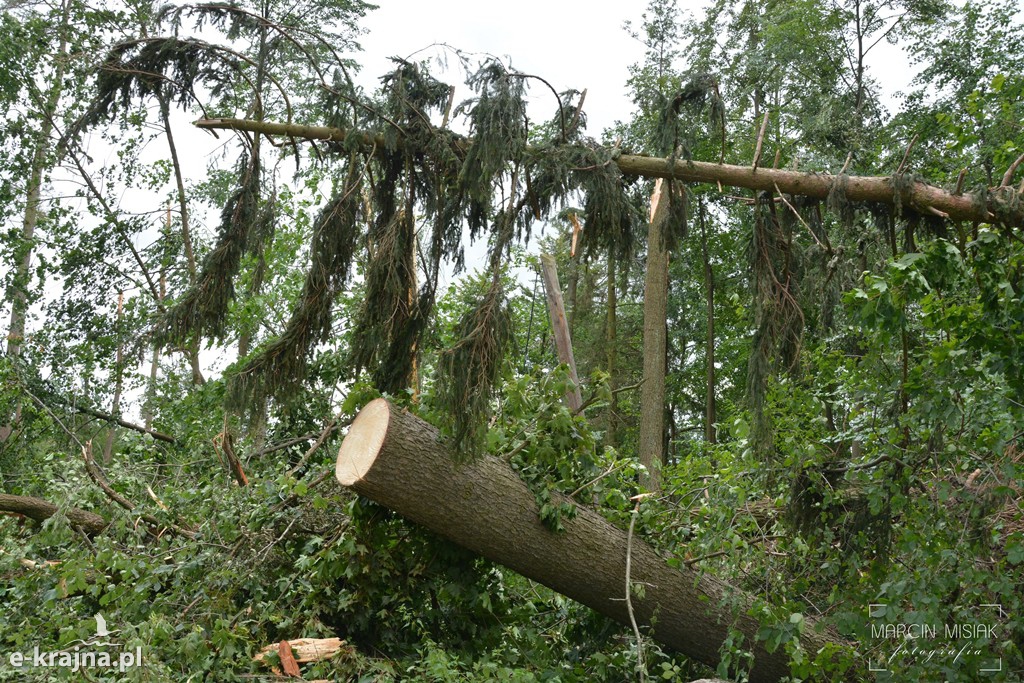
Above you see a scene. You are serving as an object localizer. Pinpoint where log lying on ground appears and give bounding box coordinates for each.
[196,117,1024,228]
[336,399,848,683]
[0,493,107,535]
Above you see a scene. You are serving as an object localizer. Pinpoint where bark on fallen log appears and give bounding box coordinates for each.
[195,117,1024,228]
[0,493,107,535]
[336,399,848,683]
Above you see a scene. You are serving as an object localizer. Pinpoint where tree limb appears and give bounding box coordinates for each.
[194,117,1024,227]
[74,404,176,444]
[0,493,107,535]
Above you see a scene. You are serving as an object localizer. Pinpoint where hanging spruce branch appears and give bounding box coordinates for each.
[74,37,243,133]
[747,191,806,460]
[645,73,723,251]
[349,209,418,391]
[435,279,514,459]
[154,153,261,346]
[457,60,529,239]
[227,160,363,409]
[527,139,639,262]
[347,60,464,393]
[656,73,725,162]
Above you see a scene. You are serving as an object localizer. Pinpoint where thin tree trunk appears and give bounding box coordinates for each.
[158,92,204,386]
[102,291,125,464]
[639,180,672,491]
[1,0,71,445]
[605,247,618,447]
[144,208,169,430]
[699,201,717,444]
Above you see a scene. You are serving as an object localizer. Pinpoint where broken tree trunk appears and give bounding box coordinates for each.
[194,117,1024,227]
[539,253,583,412]
[0,493,107,535]
[639,180,674,492]
[336,399,847,683]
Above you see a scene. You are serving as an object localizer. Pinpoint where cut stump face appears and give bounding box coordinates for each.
[335,397,390,486]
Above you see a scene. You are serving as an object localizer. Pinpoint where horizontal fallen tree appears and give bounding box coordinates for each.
[0,493,107,535]
[336,399,850,683]
[196,117,1024,228]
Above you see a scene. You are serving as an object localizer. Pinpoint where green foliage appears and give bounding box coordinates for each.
[155,153,261,346]
[228,159,363,408]
[433,279,514,458]
[3,0,1024,680]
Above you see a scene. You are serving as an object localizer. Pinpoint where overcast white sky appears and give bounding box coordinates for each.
[353,0,915,138]
[354,0,654,137]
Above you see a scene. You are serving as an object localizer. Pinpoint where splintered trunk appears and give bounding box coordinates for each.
[639,181,672,491]
[336,399,846,683]
[566,252,579,337]
[540,253,583,412]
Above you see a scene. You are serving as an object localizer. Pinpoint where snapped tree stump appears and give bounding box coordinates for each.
[336,399,847,682]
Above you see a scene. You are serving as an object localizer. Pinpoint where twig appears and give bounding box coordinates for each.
[684,534,785,567]
[752,112,770,171]
[774,182,824,250]
[1000,151,1024,187]
[82,441,196,538]
[838,152,852,176]
[574,379,646,416]
[954,168,967,196]
[271,467,335,512]
[73,404,175,443]
[823,454,891,474]
[568,462,627,499]
[510,71,566,141]
[895,133,919,175]
[684,549,730,567]
[285,417,346,477]
[625,500,646,682]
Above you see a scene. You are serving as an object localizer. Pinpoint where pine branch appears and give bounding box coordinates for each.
[194,117,1024,227]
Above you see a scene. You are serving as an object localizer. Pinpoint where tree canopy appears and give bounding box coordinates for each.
[1,0,1022,680]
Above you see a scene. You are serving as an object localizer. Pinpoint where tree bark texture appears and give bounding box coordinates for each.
[194,117,1024,227]
[0,494,107,535]
[336,399,845,682]
[639,180,672,491]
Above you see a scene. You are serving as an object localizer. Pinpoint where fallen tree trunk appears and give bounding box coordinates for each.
[0,493,107,535]
[336,399,848,683]
[195,117,1024,227]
